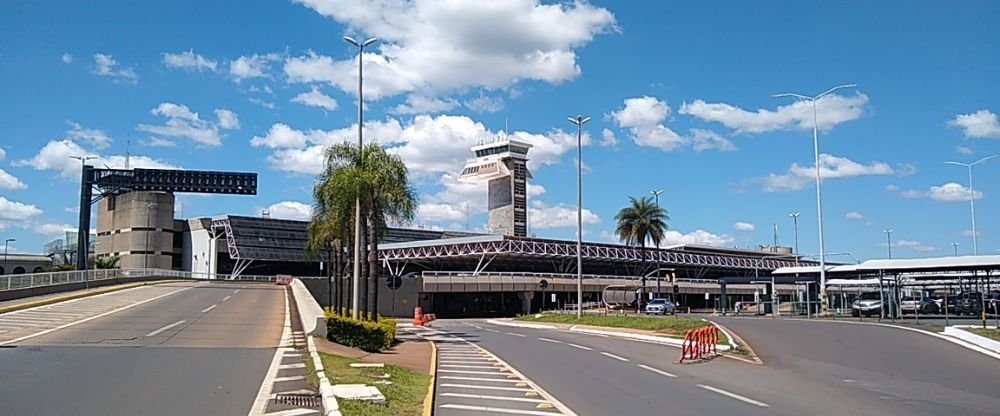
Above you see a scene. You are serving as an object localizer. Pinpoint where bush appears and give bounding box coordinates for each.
[326,313,396,352]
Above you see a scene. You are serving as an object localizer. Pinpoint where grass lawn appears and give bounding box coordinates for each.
[967,327,1000,342]
[516,313,728,345]
[306,352,430,416]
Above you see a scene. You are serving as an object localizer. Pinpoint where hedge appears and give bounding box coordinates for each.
[326,313,396,352]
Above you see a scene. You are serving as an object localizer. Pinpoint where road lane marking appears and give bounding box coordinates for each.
[262,409,319,416]
[484,328,501,333]
[273,375,306,382]
[201,304,217,313]
[278,363,306,370]
[697,384,770,408]
[600,352,629,362]
[146,320,186,337]
[234,289,241,294]
[438,404,563,415]
[440,364,501,369]
[537,337,563,344]
[567,343,592,351]
[438,369,507,375]
[638,364,677,378]
[0,287,193,346]
[248,286,292,416]
[473,324,484,329]
[441,392,547,403]
[440,376,522,383]
[505,332,526,337]
[222,295,232,302]
[440,384,534,392]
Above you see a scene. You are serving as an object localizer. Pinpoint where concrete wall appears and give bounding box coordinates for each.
[96,191,175,269]
[0,256,53,275]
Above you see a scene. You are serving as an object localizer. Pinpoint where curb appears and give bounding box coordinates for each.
[486,319,557,330]
[943,326,1000,354]
[308,336,342,416]
[568,325,731,351]
[0,279,185,315]
[422,340,438,416]
[704,320,763,365]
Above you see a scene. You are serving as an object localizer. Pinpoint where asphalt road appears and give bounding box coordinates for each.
[427,318,1000,416]
[0,281,284,416]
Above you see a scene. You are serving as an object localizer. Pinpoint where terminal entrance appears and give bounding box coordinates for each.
[430,292,521,318]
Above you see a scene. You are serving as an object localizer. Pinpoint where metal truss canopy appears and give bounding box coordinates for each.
[90,168,257,195]
[380,236,804,271]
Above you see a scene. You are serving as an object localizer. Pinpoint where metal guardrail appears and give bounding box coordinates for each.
[0,268,301,292]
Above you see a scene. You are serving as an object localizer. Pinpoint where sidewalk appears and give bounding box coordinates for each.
[314,322,434,374]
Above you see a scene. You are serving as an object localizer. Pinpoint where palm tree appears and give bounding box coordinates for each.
[310,142,417,322]
[306,199,347,316]
[614,196,669,298]
[91,255,121,269]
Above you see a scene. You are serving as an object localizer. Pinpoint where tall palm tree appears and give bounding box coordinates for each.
[614,196,669,296]
[309,142,416,322]
[306,199,347,316]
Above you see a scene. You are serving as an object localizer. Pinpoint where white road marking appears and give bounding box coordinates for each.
[222,295,232,302]
[440,383,533,392]
[278,363,306,370]
[441,392,547,403]
[473,324,484,329]
[201,304,217,313]
[0,286,192,346]
[439,360,495,365]
[439,364,500,369]
[437,369,506,375]
[637,364,677,378]
[248,287,292,416]
[234,289,241,294]
[484,328,501,333]
[505,332,526,337]
[439,376,523,383]
[439,404,563,415]
[697,384,770,408]
[567,343,592,351]
[537,337,562,344]
[600,352,629,362]
[146,320,187,337]
[273,375,306,382]
[262,409,319,416]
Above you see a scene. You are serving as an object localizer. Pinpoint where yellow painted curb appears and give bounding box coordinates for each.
[422,339,438,416]
[0,280,185,315]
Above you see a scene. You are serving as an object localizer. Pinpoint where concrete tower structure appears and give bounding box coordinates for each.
[95,191,175,269]
[458,134,532,236]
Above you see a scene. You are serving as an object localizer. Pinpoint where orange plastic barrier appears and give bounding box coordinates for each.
[677,325,719,363]
[413,306,424,326]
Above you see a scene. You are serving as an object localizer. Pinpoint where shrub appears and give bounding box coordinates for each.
[326,314,396,352]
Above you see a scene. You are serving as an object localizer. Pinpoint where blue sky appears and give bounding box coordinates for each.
[1,0,999,261]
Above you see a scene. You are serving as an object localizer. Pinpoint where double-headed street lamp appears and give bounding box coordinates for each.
[773,83,857,316]
[344,35,377,320]
[568,114,590,318]
[944,154,998,255]
[788,212,800,266]
[953,242,960,257]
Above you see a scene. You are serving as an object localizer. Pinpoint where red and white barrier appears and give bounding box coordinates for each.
[677,325,720,363]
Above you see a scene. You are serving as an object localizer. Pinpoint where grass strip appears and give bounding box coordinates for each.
[516,312,729,345]
[311,352,430,416]
[966,327,1000,342]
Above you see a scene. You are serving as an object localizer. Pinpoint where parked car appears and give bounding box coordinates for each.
[851,292,884,317]
[900,296,939,314]
[956,292,983,316]
[931,294,960,315]
[644,298,675,315]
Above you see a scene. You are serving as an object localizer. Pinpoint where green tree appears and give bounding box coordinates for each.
[91,255,121,269]
[614,196,669,293]
[309,142,417,322]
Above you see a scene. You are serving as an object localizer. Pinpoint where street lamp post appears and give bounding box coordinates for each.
[3,238,14,276]
[773,83,857,316]
[650,189,664,297]
[568,115,590,318]
[953,242,960,257]
[945,155,998,255]
[344,35,377,320]
[884,229,893,259]
[789,212,800,266]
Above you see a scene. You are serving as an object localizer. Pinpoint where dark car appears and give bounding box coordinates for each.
[931,294,960,315]
[956,292,983,316]
[900,296,939,314]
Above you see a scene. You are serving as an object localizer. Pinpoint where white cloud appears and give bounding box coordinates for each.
[0,148,5,160]
[526,183,546,198]
[760,154,894,192]
[163,50,217,72]
[66,121,112,149]
[136,102,238,147]
[464,94,505,113]
[249,97,277,109]
[285,0,616,100]
[142,137,177,147]
[230,53,281,82]
[733,221,755,231]
[661,229,735,247]
[0,197,42,221]
[392,95,459,115]
[14,139,178,179]
[262,201,313,221]
[608,96,685,151]
[0,168,27,190]
[61,53,73,64]
[528,201,600,229]
[680,92,868,134]
[948,109,1000,139]
[599,128,618,147]
[291,86,338,111]
[845,211,864,220]
[928,182,982,202]
[92,53,138,84]
[895,239,937,253]
[961,230,980,237]
[416,203,466,223]
[35,223,73,236]
[956,146,973,155]
[690,128,736,152]
[885,184,900,192]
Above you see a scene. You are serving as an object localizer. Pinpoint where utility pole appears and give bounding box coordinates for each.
[953,242,959,257]
[71,155,97,272]
[789,212,800,266]
[650,189,663,297]
[568,115,590,318]
[945,155,998,255]
[884,229,894,259]
[3,238,14,275]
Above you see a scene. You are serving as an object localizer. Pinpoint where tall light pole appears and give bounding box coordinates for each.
[144,202,158,269]
[884,229,894,259]
[568,115,590,318]
[789,212,800,266]
[953,242,960,257]
[773,83,857,316]
[945,154,997,255]
[3,238,14,275]
[650,189,664,297]
[344,35,377,320]
[70,155,97,271]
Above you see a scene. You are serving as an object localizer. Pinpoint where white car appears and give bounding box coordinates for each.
[645,298,675,315]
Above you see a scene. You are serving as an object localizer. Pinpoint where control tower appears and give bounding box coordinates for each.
[458,134,532,236]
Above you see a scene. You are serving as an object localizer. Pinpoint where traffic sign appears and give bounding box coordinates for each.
[539,279,549,289]
[386,275,403,290]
